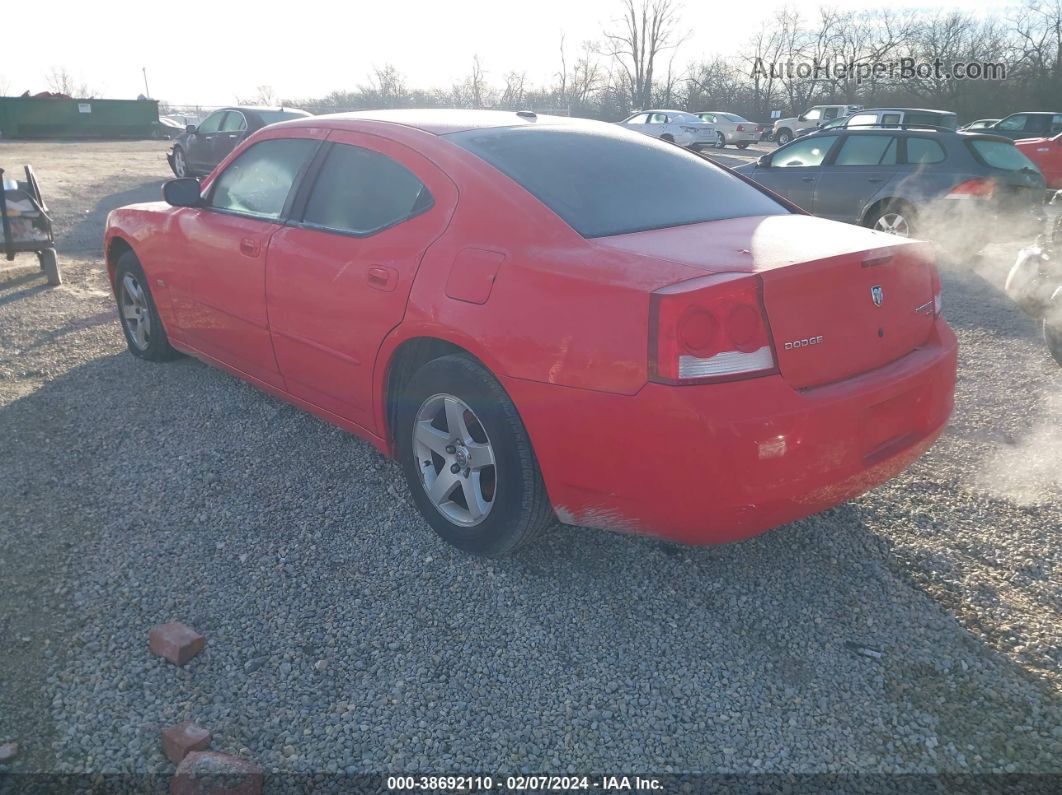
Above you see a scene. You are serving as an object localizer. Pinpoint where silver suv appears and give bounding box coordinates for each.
[773,105,862,145]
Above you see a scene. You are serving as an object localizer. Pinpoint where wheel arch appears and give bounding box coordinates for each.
[105,235,136,287]
[376,331,506,454]
[861,196,915,227]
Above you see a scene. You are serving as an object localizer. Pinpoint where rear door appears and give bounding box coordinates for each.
[265,131,458,431]
[814,133,901,223]
[752,134,840,211]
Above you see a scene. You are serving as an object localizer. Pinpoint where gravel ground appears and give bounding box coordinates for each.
[0,139,1060,785]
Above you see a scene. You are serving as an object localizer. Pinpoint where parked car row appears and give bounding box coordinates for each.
[121,109,957,555]
[618,110,760,149]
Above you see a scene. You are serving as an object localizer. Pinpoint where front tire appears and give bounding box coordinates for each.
[396,355,553,557]
[736,142,751,149]
[776,129,793,146]
[171,146,189,178]
[114,250,180,362]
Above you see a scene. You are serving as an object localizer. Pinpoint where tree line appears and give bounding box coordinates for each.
[249,0,1059,123]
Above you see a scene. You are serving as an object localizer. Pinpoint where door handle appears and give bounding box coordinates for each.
[227,134,240,139]
[367,265,398,292]
[801,176,815,182]
[239,237,260,257]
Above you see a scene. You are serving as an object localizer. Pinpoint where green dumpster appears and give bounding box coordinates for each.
[0,97,159,139]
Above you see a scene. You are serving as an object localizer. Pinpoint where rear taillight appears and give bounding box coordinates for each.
[649,274,777,384]
[930,265,943,316]
[736,124,746,132]
[946,178,995,199]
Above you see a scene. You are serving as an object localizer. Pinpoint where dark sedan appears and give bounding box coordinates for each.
[734,127,1045,254]
[988,112,1062,141]
[167,106,310,178]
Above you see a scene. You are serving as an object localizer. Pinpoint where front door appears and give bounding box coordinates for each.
[264,131,458,431]
[208,110,249,172]
[754,134,840,211]
[172,133,321,385]
[185,110,227,173]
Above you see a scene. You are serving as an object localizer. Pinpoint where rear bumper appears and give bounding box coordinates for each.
[505,319,957,544]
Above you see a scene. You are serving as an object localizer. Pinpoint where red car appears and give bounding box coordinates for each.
[1016,132,1062,189]
[104,110,957,556]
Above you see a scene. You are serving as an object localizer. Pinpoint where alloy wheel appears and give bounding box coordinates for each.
[120,274,152,351]
[412,393,497,527]
[716,132,726,148]
[874,212,911,237]
[174,149,186,178]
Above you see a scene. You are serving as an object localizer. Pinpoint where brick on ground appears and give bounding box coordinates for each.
[161,720,211,764]
[149,623,205,665]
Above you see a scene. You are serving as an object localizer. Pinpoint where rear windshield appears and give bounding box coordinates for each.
[256,110,309,124]
[447,126,787,237]
[968,139,1039,171]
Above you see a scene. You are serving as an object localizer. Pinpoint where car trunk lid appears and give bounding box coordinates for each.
[594,214,937,389]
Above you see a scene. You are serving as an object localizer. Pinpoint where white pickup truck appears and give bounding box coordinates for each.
[772,105,863,145]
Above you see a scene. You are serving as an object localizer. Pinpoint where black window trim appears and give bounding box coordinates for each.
[203,136,324,223]
[283,140,436,239]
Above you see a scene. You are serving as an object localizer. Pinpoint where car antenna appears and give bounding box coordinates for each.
[516,110,537,120]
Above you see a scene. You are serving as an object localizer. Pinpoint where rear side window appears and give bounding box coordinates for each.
[301,144,433,235]
[997,115,1027,131]
[847,113,878,127]
[448,126,787,238]
[210,138,317,219]
[772,135,839,167]
[905,138,946,164]
[968,140,1039,171]
[220,112,247,132]
[834,135,897,165]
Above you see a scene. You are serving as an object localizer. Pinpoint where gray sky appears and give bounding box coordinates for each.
[1,0,1014,106]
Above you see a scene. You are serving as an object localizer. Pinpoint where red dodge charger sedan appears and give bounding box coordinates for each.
[104,110,957,556]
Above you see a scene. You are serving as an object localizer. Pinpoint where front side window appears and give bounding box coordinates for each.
[997,114,1027,131]
[698,113,716,123]
[220,112,247,132]
[209,138,317,219]
[772,135,839,167]
[834,135,898,166]
[802,108,823,122]
[1052,114,1062,133]
[625,113,649,125]
[823,108,840,120]
[648,113,668,124]
[196,111,226,134]
[905,137,946,164]
[448,125,787,238]
[302,144,433,235]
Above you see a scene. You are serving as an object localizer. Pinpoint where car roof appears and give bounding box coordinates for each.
[224,105,309,114]
[280,109,589,135]
[851,108,955,114]
[640,109,691,115]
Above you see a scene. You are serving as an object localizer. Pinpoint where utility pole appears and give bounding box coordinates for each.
[142,67,150,98]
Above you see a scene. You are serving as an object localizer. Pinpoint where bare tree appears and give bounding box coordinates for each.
[236,84,279,106]
[603,0,688,110]
[500,71,528,108]
[45,67,96,97]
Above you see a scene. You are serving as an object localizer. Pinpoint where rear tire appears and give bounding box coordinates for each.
[114,250,181,362]
[715,132,726,148]
[396,354,553,557]
[38,248,61,286]
[866,202,916,238]
[736,142,751,149]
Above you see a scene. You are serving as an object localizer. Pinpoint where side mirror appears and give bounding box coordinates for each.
[163,178,203,207]
[185,124,197,134]
[756,155,770,168]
